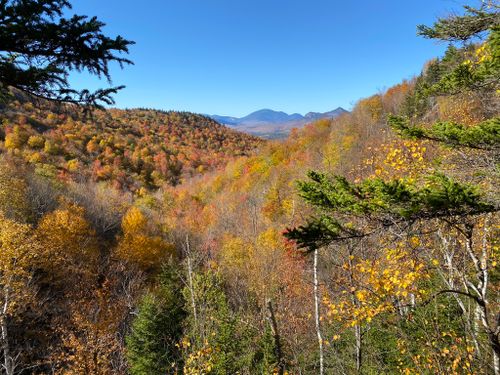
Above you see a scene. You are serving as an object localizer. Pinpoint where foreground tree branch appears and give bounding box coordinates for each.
[0,0,134,111]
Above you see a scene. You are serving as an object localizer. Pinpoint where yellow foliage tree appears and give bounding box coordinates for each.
[219,228,296,304]
[397,331,474,375]
[324,242,428,328]
[4,125,28,150]
[356,95,383,123]
[27,135,45,149]
[0,213,39,374]
[364,139,430,180]
[114,206,174,270]
[0,161,30,221]
[36,201,99,279]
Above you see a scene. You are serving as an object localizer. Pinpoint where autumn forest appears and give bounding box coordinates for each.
[0,1,499,374]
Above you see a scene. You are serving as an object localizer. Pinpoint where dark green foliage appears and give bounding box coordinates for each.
[428,27,500,95]
[416,4,500,97]
[0,0,133,109]
[286,7,500,368]
[285,171,496,250]
[126,266,185,375]
[428,63,478,94]
[417,4,499,42]
[301,171,493,218]
[207,287,240,374]
[401,44,475,118]
[388,115,500,151]
[360,285,467,373]
[251,326,280,374]
[287,5,500,248]
[284,215,356,251]
[182,270,272,374]
[404,12,499,118]
[401,75,433,119]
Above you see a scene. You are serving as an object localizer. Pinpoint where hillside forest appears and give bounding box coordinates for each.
[0,1,499,374]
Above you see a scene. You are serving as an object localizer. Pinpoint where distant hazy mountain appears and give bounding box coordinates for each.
[209,107,348,139]
[304,108,348,121]
[238,109,303,124]
[210,115,240,126]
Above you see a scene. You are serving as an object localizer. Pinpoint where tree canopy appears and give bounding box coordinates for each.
[0,0,134,110]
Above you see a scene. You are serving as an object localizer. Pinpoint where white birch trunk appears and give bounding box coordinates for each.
[1,284,14,375]
[185,235,198,334]
[313,249,324,375]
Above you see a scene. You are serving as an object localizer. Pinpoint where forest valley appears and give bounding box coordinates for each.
[0,1,499,374]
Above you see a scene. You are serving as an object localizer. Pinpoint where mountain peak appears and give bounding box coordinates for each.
[209,107,348,139]
[240,109,297,124]
[304,107,348,120]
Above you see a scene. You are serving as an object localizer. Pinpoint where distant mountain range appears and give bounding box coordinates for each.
[209,107,348,139]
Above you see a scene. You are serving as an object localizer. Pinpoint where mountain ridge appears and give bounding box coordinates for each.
[0,100,262,190]
[209,107,348,139]
[211,107,347,125]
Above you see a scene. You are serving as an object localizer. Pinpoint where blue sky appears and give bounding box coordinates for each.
[70,0,471,117]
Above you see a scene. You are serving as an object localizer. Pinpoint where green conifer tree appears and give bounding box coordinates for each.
[126,266,185,375]
[0,0,133,110]
[285,3,500,369]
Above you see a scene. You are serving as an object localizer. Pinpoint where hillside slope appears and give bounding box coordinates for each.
[0,5,498,374]
[0,101,262,190]
[154,33,498,373]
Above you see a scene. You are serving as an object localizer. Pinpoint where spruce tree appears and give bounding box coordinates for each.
[126,266,185,375]
[182,269,266,374]
[285,2,500,366]
[0,0,133,109]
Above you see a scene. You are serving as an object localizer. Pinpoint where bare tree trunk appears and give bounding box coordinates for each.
[1,284,14,375]
[493,349,500,375]
[354,323,362,373]
[347,247,362,373]
[313,249,324,375]
[481,218,499,375]
[266,299,284,375]
[184,235,198,335]
[462,221,500,374]
[437,231,482,356]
